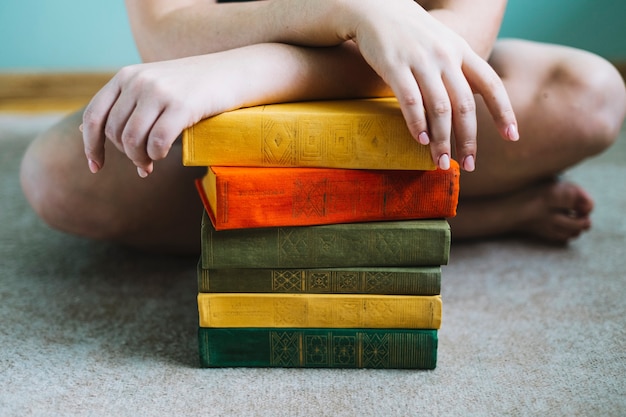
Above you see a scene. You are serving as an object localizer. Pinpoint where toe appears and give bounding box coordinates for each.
[550,181,594,218]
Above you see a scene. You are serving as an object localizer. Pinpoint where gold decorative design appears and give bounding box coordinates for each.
[304,334,329,365]
[262,118,296,165]
[363,271,395,293]
[335,271,360,292]
[270,331,301,366]
[361,333,389,368]
[332,336,357,366]
[297,119,325,162]
[272,270,304,292]
[307,272,331,291]
[293,179,327,218]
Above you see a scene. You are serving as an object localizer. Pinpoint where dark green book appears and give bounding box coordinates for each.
[201,210,450,268]
[198,327,437,369]
[197,263,441,295]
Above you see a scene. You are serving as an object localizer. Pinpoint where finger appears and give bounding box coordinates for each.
[121,101,164,177]
[385,68,430,146]
[104,89,141,156]
[442,69,478,172]
[414,69,453,170]
[82,79,120,173]
[463,53,519,142]
[146,106,193,165]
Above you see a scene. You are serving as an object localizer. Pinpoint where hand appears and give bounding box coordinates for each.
[81,54,240,177]
[340,0,519,171]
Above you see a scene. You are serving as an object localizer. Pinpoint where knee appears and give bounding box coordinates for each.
[21,131,60,223]
[553,54,626,155]
[20,119,120,241]
[20,128,82,236]
[585,59,626,152]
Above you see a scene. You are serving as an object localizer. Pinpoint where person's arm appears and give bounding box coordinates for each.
[85,0,517,177]
[82,42,391,177]
[125,0,277,61]
[126,0,506,64]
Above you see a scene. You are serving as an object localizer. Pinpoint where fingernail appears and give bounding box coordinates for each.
[438,154,451,170]
[87,159,100,174]
[506,124,519,141]
[418,131,430,145]
[137,167,149,178]
[78,124,84,133]
[463,155,475,172]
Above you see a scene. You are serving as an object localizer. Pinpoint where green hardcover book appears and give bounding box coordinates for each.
[200,210,450,268]
[198,327,438,369]
[197,263,441,295]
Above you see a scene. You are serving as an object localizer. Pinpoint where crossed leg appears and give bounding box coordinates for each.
[20,111,206,254]
[20,40,626,254]
[450,40,625,243]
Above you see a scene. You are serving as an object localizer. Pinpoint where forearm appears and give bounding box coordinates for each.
[125,0,391,99]
[81,41,391,175]
[125,0,350,62]
[112,0,518,177]
[212,42,391,108]
[127,0,506,63]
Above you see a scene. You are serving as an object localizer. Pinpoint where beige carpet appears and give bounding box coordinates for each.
[1,113,625,417]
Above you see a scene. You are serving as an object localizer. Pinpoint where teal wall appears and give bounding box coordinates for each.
[0,0,624,71]
[500,0,626,59]
[0,0,140,71]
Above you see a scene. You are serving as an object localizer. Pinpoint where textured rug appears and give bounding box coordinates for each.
[1,113,625,417]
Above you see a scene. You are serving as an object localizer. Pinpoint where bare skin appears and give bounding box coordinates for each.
[19,1,626,254]
[82,0,519,177]
[451,180,595,244]
[449,40,625,243]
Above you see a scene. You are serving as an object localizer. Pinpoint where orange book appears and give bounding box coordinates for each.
[196,160,459,230]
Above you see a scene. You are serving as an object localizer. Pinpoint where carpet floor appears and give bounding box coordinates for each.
[1,113,625,417]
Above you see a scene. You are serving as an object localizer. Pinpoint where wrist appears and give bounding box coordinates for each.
[267,0,353,46]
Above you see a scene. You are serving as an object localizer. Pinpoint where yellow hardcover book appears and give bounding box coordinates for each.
[197,293,442,329]
[182,98,435,170]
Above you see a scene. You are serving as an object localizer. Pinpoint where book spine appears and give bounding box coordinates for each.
[182,98,435,170]
[197,264,442,295]
[200,212,451,268]
[202,162,459,230]
[198,327,438,369]
[197,293,442,329]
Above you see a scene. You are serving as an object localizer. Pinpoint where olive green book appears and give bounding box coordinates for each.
[197,263,441,295]
[200,210,450,268]
[198,327,438,369]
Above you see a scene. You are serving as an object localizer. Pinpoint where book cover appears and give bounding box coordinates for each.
[197,293,442,329]
[198,327,438,369]
[198,161,459,230]
[200,211,451,268]
[197,264,442,295]
[182,98,435,170]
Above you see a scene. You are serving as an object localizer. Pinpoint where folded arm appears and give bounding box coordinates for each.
[126,0,507,60]
[84,0,517,176]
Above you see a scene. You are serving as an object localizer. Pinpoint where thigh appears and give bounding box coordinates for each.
[459,39,624,197]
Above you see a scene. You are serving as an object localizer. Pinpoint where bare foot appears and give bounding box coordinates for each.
[449,179,594,244]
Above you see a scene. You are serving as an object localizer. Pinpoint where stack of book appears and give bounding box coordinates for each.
[182,98,459,369]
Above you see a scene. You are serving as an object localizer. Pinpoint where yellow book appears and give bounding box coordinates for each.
[197,293,442,329]
[182,98,435,170]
